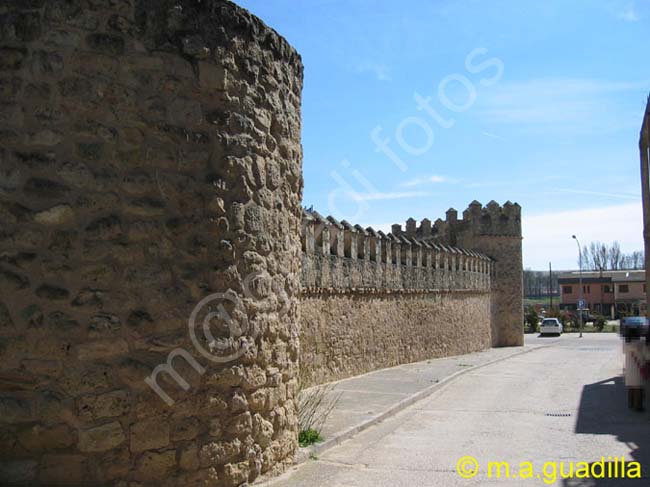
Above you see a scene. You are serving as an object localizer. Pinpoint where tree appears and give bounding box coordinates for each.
[582,241,608,273]
[630,251,644,270]
[580,244,590,270]
[609,241,623,270]
[523,269,559,298]
[579,240,644,271]
[525,307,539,332]
[592,313,606,331]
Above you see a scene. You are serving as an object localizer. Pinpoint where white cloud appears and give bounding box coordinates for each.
[481,132,508,141]
[618,3,639,21]
[522,203,644,270]
[478,78,648,129]
[356,62,392,81]
[400,174,449,188]
[555,188,641,200]
[348,191,430,201]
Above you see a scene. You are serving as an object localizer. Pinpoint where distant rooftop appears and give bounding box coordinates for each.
[558,270,645,282]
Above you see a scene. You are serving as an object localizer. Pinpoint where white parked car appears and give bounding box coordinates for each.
[539,318,563,336]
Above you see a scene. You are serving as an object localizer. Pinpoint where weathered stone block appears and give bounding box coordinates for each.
[198,61,227,90]
[27,129,63,146]
[71,288,104,308]
[88,313,122,337]
[0,164,21,194]
[78,390,130,421]
[17,424,75,452]
[0,47,27,70]
[23,177,69,199]
[39,454,87,484]
[77,338,129,360]
[0,397,32,423]
[33,204,74,225]
[199,439,241,467]
[20,359,61,377]
[31,50,64,74]
[0,267,29,292]
[179,445,199,472]
[171,417,200,442]
[130,418,169,452]
[134,449,176,482]
[86,32,124,55]
[223,461,250,487]
[253,413,274,447]
[208,418,222,438]
[78,421,125,452]
[35,284,69,300]
[0,459,37,484]
[77,141,103,161]
[60,365,112,395]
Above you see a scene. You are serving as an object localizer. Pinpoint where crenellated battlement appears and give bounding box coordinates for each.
[459,200,522,237]
[301,208,493,293]
[394,200,522,244]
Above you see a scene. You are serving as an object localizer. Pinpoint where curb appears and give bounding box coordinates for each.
[257,343,551,485]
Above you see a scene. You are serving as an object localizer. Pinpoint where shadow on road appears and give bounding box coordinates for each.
[562,376,650,486]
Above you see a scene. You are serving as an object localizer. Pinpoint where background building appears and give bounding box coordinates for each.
[558,270,646,317]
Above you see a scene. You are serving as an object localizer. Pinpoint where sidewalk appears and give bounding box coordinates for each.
[292,343,547,464]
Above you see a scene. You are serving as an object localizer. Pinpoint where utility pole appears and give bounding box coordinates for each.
[549,262,553,309]
[572,235,584,338]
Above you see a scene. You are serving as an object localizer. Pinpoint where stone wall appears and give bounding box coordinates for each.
[299,211,494,385]
[0,1,303,486]
[300,291,492,386]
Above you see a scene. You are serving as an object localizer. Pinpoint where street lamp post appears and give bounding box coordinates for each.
[572,235,583,338]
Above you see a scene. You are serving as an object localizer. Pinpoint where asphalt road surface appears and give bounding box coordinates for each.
[267,333,650,486]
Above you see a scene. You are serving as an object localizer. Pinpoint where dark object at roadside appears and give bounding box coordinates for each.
[620,316,649,340]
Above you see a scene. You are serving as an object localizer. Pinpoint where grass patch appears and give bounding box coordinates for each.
[299,428,324,447]
[562,325,619,334]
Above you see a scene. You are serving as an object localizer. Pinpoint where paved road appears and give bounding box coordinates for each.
[268,334,650,486]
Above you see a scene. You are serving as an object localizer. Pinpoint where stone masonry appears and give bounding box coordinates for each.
[0,1,523,485]
[0,1,303,485]
[299,204,522,386]
[393,201,524,347]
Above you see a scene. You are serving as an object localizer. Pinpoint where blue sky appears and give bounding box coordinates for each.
[236,0,649,269]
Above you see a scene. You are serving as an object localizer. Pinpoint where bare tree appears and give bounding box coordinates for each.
[579,240,644,271]
[581,245,591,270]
[631,251,644,270]
[588,241,608,273]
[609,241,623,270]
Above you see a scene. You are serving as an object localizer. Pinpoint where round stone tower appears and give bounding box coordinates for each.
[0,1,303,485]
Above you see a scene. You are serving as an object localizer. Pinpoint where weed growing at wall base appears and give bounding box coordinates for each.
[299,429,324,447]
